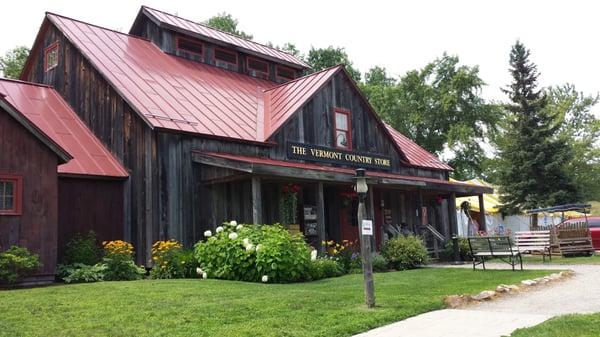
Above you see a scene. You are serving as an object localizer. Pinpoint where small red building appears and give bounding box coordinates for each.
[0,79,127,282]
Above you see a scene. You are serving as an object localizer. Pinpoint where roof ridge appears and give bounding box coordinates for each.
[141,5,306,66]
[46,11,151,43]
[263,65,342,92]
[0,77,54,89]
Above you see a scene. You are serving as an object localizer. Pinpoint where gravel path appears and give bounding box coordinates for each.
[354,262,600,337]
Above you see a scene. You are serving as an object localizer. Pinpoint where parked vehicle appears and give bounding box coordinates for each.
[565,217,600,251]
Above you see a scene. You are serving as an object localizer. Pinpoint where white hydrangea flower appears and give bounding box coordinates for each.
[202,272,208,279]
[196,267,203,275]
[230,220,238,227]
[203,230,212,237]
[246,244,254,251]
[256,244,263,252]
[236,224,244,230]
[228,232,238,240]
[261,275,268,283]
[242,238,250,247]
[311,249,318,261]
[216,226,224,233]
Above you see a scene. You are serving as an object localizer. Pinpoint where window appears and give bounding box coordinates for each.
[247,57,269,78]
[276,65,296,82]
[176,36,203,59]
[44,42,59,71]
[334,108,352,149]
[214,48,238,67]
[0,175,22,215]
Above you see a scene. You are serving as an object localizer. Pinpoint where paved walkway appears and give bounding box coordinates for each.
[354,263,600,337]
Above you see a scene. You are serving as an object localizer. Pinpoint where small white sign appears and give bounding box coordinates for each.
[361,220,373,236]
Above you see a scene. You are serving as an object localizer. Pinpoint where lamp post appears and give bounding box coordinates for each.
[355,168,375,308]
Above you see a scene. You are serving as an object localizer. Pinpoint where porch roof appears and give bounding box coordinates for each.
[191,151,492,196]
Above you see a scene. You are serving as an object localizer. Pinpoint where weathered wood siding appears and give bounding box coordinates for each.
[269,72,447,180]
[0,110,59,279]
[57,177,124,262]
[24,23,157,264]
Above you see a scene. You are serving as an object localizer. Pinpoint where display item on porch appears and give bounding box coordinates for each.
[279,183,301,226]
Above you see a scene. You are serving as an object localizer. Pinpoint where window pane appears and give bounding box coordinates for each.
[5,181,13,196]
[336,130,348,148]
[4,196,13,210]
[336,112,348,131]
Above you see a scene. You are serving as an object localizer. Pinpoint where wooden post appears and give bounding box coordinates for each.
[251,176,262,224]
[478,194,486,232]
[448,193,458,236]
[316,182,326,253]
[358,193,375,308]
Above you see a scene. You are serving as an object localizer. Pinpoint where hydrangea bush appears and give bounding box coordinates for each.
[194,222,311,283]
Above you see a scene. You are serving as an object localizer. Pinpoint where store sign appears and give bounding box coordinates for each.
[286,142,392,170]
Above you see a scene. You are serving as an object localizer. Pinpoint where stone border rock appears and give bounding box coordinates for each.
[444,271,574,308]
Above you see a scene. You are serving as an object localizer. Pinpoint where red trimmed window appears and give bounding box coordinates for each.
[44,42,59,72]
[334,108,352,149]
[176,36,203,59]
[0,175,22,216]
[276,65,295,82]
[214,48,238,67]
[247,57,269,78]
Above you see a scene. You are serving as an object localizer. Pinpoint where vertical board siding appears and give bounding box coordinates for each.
[0,110,59,278]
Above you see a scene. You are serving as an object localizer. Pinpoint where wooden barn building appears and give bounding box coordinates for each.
[1,6,491,269]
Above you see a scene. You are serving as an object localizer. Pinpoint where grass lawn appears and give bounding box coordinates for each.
[520,254,600,265]
[0,268,553,337]
[511,313,600,337]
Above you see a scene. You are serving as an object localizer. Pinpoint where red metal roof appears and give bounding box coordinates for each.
[264,66,342,139]
[199,152,472,189]
[0,78,128,178]
[385,123,453,171]
[137,6,309,69]
[44,13,450,172]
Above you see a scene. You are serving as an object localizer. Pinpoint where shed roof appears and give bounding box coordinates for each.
[41,12,450,172]
[133,6,310,69]
[0,78,128,178]
[385,124,453,171]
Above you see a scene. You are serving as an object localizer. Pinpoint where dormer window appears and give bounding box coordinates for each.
[214,48,238,69]
[176,36,203,60]
[334,108,352,149]
[44,42,59,72]
[276,65,296,82]
[247,57,269,79]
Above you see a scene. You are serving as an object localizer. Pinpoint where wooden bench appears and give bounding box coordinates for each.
[467,236,523,271]
[556,222,594,256]
[514,230,552,262]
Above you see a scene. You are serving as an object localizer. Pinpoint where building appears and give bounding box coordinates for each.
[4,6,491,267]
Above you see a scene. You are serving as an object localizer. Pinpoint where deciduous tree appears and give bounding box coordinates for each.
[306,46,361,82]
[0,46,29,79]
[204,13,253,40]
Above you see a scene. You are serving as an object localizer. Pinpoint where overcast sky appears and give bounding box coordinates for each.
[2,0,599,114]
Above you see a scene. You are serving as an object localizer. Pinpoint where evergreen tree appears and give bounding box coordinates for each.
[496,41,580,214]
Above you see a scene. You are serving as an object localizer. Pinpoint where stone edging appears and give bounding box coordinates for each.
[444,270,574,308]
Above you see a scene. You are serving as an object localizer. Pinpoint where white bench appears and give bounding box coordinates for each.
[514,230,552,262]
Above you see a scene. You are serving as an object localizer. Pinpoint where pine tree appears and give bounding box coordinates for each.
[497,41,580,214]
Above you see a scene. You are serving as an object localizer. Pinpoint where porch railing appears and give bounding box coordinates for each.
[422,224,446,259]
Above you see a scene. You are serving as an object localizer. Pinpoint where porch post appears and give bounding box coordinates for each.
[448,193,458,236]
[316,182,326,253]
[251,176,262,224]
[478,194,486,232]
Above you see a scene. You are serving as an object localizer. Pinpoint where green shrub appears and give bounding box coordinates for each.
[58,263,106,284]
[0,246,41,284]
[102,240,145,281]
[381,235,429,270]
[194,222,311,283]
[308,258,343,280]
[322,240,361,273]
[63,231,102,265]
[442,237,473,261]
[371,252,389,272]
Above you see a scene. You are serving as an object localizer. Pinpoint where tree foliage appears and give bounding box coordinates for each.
[204,12,253,40]
[545,84,600,201]
[495,41,580,214]
[0,46,29,79]
[306,46,361,82]
[361,55,500,179]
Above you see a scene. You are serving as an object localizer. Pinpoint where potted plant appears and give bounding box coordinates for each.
[279,183,300,228]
